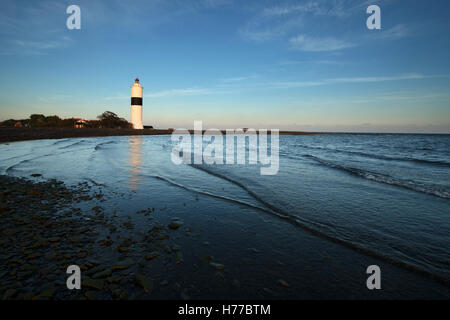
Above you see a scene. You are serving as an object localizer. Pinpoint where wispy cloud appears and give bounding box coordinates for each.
[144,88,216,98]
[375,24,410,40]
[272,73,443,88]
[103,87,221,100]
[239,18,303,42]
[329,73,426,83]
[239,0,402,50]
[238,0,369,43]
[219,75,258,83]
[16,36,72,52]
[278,59,353,66]
[105,73,444,102]
[1,36,74,56]
[287,23,412,53]
[37,94,73,102]
[290,34,354,52]
[0,1,74,55]
[261,2,319,17]
[260,0,358,19]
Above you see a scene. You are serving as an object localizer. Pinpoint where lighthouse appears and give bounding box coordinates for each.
[130,78,143,129]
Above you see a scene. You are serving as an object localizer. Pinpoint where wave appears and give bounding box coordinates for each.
[185,162,450,287]
[52,139,71,145]
[5,147,92,174]
[343,150,450,167]
[145,174,274,215]
[58,140,86,149]
[5,157,36,173]
[0,153,33,163]
[305,155,450,199]
[5,151,64,173]
[286,144,450,167]
[84,177,106,187]
[94,141,116,151]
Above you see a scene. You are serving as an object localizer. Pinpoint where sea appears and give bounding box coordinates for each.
[0,133,449,299]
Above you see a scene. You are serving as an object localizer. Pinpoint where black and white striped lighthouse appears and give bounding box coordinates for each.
[130,78,143,129]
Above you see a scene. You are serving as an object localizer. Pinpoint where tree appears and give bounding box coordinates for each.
[97,111,131,128]
[29,114,46,127]
[60,118,77,127]
[86,120,101,128]
[0,119,19,127]
[45,115,61,127]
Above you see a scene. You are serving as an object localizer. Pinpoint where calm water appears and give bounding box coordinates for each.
[1,134,449,293]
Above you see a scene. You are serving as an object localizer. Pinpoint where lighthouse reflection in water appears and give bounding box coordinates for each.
[128,136,142,191]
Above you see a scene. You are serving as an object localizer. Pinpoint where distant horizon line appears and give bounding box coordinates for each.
[1,126,449,135]
[1,113,448,135]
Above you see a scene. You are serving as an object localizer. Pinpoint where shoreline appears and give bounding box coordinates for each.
[0,127,324,144]
[0,127,174,144]
[1,127,448,144]
[0,174,203,300]
[1,173,448,299]
[0,127,321,144]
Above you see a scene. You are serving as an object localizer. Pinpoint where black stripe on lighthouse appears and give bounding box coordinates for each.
[131,97,143,105]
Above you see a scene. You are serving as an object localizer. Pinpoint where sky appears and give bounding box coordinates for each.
[0,0,449,133]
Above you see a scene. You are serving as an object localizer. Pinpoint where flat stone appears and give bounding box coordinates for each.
[85,291,97,300]
[278,279,290,287]
[263,287,275,294]
[76,252,88,258]
[117,246,133,253]
[160,280,169,286]
[145,251,159,260]
[107,276,121,284]
[27,253,43,260]
[92,269,112,279]
[168,220,183,230]
[180,291,190,300]
[86,265,106,276]
[32,285,55,300]
[112,259,133,270]
[209,262,225,270]
[136,273,153,293]
[200,255,213,262]
[82,278,104,290]
[175,252,183,264]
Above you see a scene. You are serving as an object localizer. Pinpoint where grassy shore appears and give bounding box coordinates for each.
[0,127,320,144]
[0,127,174,143]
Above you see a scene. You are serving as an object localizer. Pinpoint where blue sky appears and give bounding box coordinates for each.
[0,0,449,132]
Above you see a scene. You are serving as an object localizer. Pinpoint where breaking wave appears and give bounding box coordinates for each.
[305,155,450,199]
[284,144,450,167]
[94,140,116,151]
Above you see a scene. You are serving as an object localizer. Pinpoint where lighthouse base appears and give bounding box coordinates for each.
[131,105,143,129]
